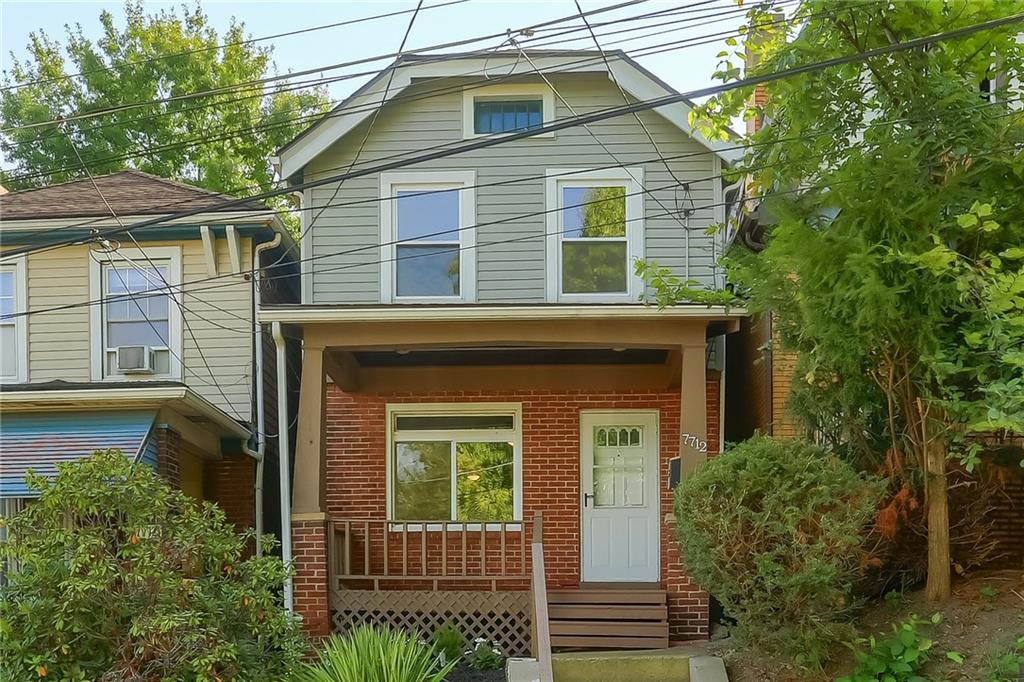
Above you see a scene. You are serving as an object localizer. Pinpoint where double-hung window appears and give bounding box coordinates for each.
[380,171,476,303]
[545,167,644,301]
[90,247,182,380]
[0,258,27,383]
[387,405,521,523]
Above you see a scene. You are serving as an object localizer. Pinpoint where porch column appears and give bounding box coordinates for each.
[679,340,708,475]
[292,340,330,638]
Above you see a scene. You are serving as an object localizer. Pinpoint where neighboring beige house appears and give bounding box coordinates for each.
[0,171,299,538]
[261,49,745,652]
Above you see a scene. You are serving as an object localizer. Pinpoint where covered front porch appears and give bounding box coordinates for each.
[262,304,741,653]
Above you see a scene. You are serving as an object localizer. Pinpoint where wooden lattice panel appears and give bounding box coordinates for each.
[331,589,533,657]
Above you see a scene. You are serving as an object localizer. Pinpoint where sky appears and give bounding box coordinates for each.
[0,0,745,107]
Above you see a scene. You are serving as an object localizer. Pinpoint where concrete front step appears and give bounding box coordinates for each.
[506,649,729,682]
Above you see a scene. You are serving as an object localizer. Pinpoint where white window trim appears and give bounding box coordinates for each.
[545,167,646,303]
[385,402,523,530]
[379,170,477,304]
[462,83,555,139]
[89,246,183,381]
[0,257,28,384]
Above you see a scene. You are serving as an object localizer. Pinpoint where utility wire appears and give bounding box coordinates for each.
[15,8,1019,258]
[4,0,759,152]
[62,127,249,420]
[1,0,651,133]
[1,0,468,92]
[2,4,783,185]
[283,0,426,270]
[6,88,1020,271]
[8,133,1021,322]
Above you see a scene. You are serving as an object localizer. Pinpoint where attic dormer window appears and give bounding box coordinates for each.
[462,84,555,139]
[473,99,542,134]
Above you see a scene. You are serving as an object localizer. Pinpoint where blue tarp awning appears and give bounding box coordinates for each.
[0,410,157,497]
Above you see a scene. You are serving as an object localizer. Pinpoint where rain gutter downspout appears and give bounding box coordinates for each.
[243,231,282,557]
[272,320,294,611]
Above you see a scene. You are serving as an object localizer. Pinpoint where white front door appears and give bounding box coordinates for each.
[580,411,660,583]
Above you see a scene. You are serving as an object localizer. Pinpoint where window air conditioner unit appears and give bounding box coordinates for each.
[116,345,155,374]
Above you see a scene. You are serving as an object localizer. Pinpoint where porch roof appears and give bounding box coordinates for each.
[257,303,747,326]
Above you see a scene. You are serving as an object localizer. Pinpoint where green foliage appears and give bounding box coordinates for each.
[296,625,456,682]
[837,614,939,682]
[430,623,465,665]
[636,259,741,308]
[674,435,884,666]
[464,638,506,671]
[984,636,1024,682]
[695,0,1024,467]
[0,0,328,226]
[0,449,305,681]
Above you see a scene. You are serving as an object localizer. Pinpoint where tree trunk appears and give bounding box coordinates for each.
[924,432,951,600]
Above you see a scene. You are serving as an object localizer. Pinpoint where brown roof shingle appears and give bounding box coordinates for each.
[0,170,267,221]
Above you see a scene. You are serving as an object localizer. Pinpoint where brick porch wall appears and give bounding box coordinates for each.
[154,426,182,488]
[311,378,720,641]
[204,456,256,533]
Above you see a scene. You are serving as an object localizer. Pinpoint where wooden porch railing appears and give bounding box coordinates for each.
[328,515,539,590]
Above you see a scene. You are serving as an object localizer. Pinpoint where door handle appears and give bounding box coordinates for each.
[583,492,594,507]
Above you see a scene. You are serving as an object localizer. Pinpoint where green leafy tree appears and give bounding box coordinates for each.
[648,0,1024,600]
[0,449,305,681]
[0,1,328,213]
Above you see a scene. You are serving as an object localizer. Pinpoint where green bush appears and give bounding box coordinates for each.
[0,449,305,681]
[837,614,938,682]
[296,625,456,682]
[464,637,505,670]
[431,623,465,665]
[674,435,884,666]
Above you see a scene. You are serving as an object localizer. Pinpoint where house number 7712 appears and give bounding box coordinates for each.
[681,433,708,453]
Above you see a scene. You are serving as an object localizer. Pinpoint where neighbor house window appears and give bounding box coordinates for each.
[473,100,543,134]
[0,497,27,584]
[463,84,554,139]
[545,168,644,301]
[90,247,182,380]
[379,171,476,303]
[388,405,521,522]
[0,259,27,383]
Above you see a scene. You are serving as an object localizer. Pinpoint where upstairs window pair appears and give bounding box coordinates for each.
[381,168,642,303]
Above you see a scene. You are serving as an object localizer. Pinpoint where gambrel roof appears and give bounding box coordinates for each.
[275,49,740,179]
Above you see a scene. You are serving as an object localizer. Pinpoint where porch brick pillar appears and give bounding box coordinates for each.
[292,517,331,639]
[154,425,182,489]
[292,341,330,638]
[679,341,707,474]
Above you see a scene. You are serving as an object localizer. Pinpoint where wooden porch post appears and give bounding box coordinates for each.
[294,341,327,515]
[291,340,331,638]
[679,339,708,475]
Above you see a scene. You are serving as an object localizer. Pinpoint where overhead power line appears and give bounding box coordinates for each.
[0,0,651,133]
[15,8,1017,254]
[9,136,1021,323]
[1,0,469,93]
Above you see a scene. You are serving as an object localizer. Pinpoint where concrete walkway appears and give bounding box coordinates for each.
[506,646,728,682]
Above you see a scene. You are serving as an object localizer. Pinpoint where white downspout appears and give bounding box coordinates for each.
[272,320,294,611]
[243,231,282,557]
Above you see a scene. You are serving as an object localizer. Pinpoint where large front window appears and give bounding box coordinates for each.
[380,171,476,303]
[389,407,520,522]
[546,168,643,301]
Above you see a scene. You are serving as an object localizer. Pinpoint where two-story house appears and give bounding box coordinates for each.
[0,170,299,545]
[260,50,745,652]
